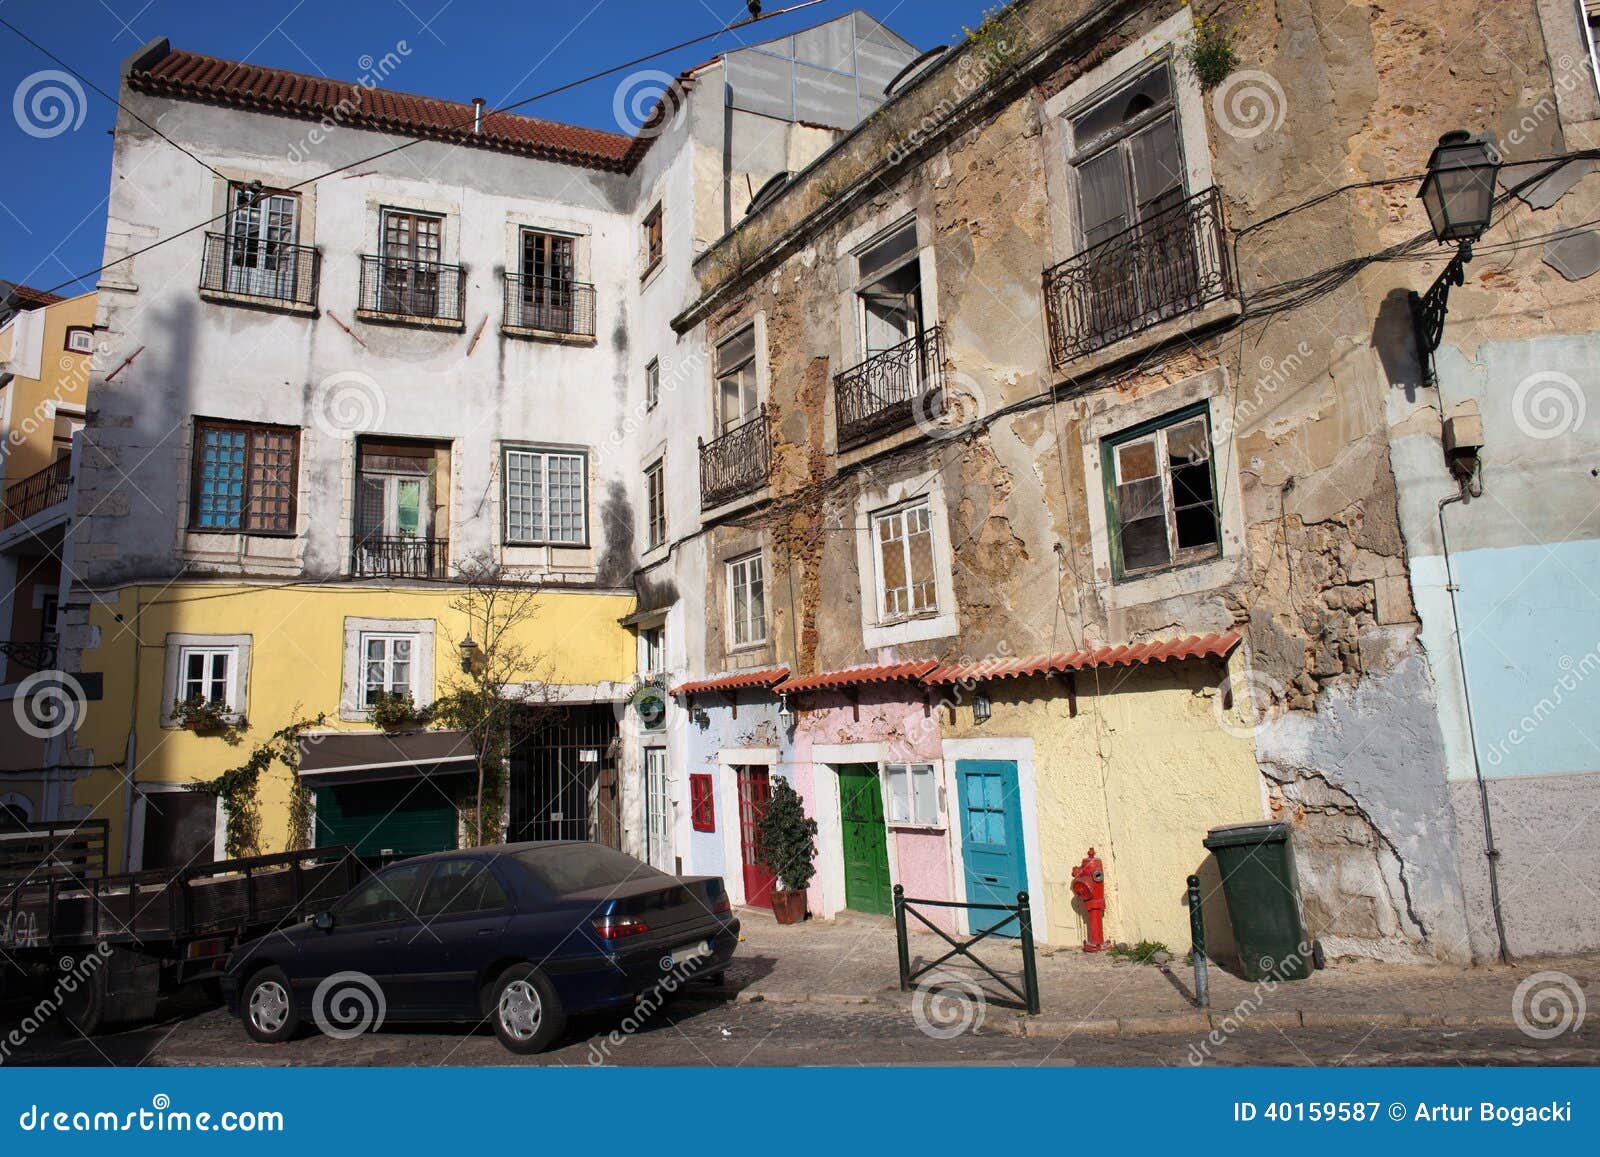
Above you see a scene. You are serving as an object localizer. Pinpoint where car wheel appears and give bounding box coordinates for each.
[490,965,565,1055]
[241,967,300,1044]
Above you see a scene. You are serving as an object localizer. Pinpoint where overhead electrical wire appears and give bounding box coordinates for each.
[8,0,827,301]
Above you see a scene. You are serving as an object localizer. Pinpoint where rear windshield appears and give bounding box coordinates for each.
[515,845,668,894]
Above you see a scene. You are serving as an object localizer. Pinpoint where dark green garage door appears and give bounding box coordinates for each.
[314,777,463,863]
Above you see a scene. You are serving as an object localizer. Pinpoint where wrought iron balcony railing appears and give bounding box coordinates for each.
[0,639,58,672]
[503,273,596,337]
[358,255,465,323]
[351,535,450,579]
[1042,186,1233,368]
[199,232,319,308]
[699,406,771,510]
[834,326,945,451]
[2,458,71,529]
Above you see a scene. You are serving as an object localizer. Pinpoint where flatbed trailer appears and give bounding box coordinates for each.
[0,823,365,1031]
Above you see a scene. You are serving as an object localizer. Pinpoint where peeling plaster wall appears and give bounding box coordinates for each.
[663,0,1600,961]
[944,661,1262,955]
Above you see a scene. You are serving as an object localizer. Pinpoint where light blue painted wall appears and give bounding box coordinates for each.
[1391,335,1600,784]
[1420,539,1600,778]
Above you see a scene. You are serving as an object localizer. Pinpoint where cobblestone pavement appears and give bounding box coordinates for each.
[4,991,1597,1067]
[4,906,1594,1067]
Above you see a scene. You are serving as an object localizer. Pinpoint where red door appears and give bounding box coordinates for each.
[735,766,776,909]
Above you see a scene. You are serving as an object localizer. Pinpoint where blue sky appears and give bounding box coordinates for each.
[0,0,988,299]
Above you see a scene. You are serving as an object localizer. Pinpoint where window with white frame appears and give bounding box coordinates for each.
[853,220,923,359]
[645,458,666,550]
[645,358,660,410]
[714,325,759,435]
[639,625,664,675]
[64,326,94,353]
[885,763,940,826]
[362,633,416,705]
[1103,405,1219,578]
[1584,3,1600,98]
[504,447,586,545]
[163,634,250,725]
[727,551,766,647]
[872,498,938,621]
[178,647,236,708]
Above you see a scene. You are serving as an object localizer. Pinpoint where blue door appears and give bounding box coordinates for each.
[956,760,1027,939]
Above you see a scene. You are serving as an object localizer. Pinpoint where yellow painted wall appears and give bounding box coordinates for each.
[944,656,1265,955]
[69,582,636,866]
[0,292,94,489]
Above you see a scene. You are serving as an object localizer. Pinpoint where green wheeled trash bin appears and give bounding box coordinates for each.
[1202,821,1313,981]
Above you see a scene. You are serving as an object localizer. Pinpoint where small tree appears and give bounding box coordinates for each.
[755,778,817,893]
[428,553,554,845]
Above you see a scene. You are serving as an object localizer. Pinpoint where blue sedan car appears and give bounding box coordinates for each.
[222,842,739,1054]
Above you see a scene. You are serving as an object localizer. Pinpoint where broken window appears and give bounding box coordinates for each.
[854,220,922,360]
[190,418,298,535]
[873,498,938,621]
[714,325,759,434]
[1104,408,1220,577]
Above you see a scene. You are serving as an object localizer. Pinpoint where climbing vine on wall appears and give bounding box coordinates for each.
[187,713,325,859]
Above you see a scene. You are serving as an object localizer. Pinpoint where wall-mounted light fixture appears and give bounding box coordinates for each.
[778,695,794,729]
[458,634,481,673]
[973,686,992,723]
[1409,131,1500,386]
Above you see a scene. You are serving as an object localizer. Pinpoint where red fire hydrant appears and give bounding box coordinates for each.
[1070,848,1107,953]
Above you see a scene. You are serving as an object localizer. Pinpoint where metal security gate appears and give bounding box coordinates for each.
[507,706,620,847]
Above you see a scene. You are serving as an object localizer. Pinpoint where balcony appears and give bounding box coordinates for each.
[0,639,57,672]
[350,535,449,579]
[1042,186,1234,369]
[699,406,770,511]
[198,232,319,310]
[357,255,464,327]
[2,458,71,529]
[834,326,945,452]
[502,273,596,339]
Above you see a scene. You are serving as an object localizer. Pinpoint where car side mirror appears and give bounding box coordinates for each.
[312,911,335,932]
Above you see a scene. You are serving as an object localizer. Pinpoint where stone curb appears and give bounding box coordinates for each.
[725,988,1519,1037]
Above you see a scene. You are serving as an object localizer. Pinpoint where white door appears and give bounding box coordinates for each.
[644,747,671,871]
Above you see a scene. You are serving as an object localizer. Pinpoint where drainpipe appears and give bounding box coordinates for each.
[1437,481,1512,965]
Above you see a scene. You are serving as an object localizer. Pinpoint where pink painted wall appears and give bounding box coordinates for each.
[790,686,957,931]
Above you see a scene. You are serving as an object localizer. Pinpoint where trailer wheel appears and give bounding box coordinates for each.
[241,967,300,1044]
[61,959,108,1035]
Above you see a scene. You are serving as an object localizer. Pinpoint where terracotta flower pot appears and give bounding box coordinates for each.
[770,888,807,925]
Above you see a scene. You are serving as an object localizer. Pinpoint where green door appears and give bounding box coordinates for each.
[315,778,459,865]
[838,764,892,915]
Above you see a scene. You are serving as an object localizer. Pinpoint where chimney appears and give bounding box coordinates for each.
[472,97,485,134]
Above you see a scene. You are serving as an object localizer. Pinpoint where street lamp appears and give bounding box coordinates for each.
[778,695,793,729]
[458,634,481,673]
[973,686,992,723]
[1409,131,1500,385]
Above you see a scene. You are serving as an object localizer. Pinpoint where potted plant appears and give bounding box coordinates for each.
[755,777,817,925]
[367,691,427,731]
[171,695,238,733]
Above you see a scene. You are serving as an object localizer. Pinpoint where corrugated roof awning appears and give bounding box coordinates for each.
[672,666,790,697]
[923,631,1242,685]
[297,730,478,782]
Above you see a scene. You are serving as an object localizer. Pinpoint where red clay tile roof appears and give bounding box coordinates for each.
[2,283,66,310]
[923,631,1242,685]
[772,659,940,696]
[672,666,791,697]
[127,48,639,172]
